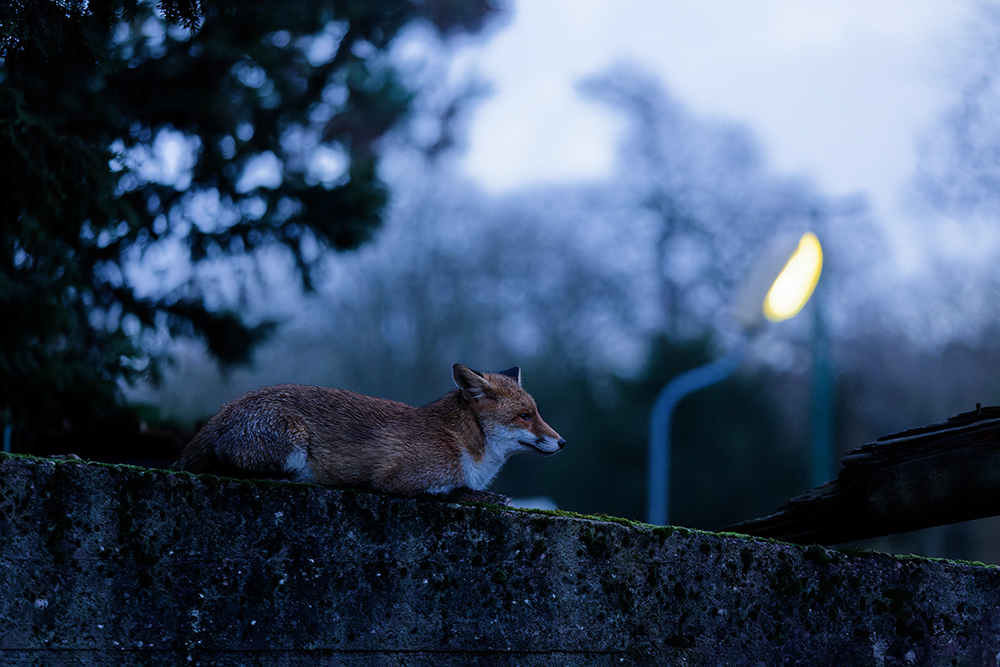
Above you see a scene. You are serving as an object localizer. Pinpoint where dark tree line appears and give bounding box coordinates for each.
[1,0,498,429]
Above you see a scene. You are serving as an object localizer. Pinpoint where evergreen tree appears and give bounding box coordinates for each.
[0,0,497,428]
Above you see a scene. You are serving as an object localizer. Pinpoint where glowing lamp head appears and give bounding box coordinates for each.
[762,232,823,322]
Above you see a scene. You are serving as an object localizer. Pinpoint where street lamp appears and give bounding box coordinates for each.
[763,232,824,323]
[646,232,824,526]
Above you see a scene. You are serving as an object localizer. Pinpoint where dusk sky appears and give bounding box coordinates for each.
[450,1,975,267]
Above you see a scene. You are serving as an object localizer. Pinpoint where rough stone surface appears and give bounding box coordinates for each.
[2,453,1000,666]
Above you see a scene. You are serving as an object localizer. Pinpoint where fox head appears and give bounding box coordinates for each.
[453,363,566,459]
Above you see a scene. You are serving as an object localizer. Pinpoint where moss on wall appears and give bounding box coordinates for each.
[2,452,999,666]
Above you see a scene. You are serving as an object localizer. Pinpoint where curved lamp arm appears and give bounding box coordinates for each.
[646,343,748,525]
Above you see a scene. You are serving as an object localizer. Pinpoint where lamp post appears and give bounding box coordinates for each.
[646,232,824,526]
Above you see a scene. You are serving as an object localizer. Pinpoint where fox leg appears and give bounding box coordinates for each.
[431,487,513,507]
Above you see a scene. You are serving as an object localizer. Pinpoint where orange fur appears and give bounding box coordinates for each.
[173,364,565,496]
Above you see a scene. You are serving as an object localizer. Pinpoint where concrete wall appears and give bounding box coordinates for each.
[2,452,999,666]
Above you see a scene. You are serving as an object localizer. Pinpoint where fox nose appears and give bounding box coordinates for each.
[556,438,566,450]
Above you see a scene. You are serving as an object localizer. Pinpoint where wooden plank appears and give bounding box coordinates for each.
[727,405,1000,545]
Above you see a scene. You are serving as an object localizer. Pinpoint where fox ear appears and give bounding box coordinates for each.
[497,366,522,385]
[453,364,494,400]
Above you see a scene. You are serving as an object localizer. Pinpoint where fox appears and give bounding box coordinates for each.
[172,364,565,504]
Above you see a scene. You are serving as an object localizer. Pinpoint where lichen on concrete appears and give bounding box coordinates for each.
[2,452,999,666]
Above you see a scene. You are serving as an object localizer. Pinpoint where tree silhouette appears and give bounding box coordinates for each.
[1,0,498,428]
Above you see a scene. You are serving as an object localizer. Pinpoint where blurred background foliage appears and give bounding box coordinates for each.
[5,0,1000,561]
[1,0,498,427]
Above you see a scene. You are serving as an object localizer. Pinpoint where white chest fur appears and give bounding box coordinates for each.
[459,426,534,490]
[459,446,509,490]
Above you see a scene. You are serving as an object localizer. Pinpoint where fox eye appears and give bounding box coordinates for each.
[518,412,532,421]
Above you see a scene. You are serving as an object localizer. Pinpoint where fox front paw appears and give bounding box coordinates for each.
[432,488,513,507]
